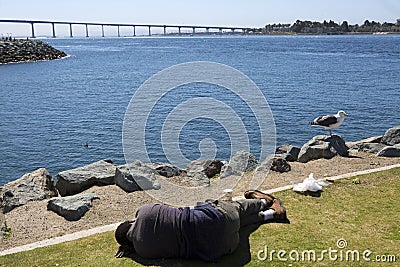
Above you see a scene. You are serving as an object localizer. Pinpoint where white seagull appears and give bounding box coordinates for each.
[309,110,349,136]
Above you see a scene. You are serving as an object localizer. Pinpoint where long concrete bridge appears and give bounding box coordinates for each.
[0,19,251,38]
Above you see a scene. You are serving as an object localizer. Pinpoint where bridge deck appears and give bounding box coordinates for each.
[0,19,251,38]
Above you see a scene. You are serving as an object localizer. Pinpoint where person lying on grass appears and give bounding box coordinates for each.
[114,190,289,262]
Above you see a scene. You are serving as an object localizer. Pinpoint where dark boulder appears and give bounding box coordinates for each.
[270,157,291,173]
[205,160,224,178]
[47,192,99,221]
[297,135,349,163]
[275,144,301,162]
[1,168,58,213]
[146,163,182,178]
[376,144,400,157]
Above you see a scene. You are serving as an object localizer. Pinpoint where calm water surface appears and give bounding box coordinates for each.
[1,35,399,185]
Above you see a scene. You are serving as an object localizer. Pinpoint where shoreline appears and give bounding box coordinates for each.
[0,54,70,65]
[5,31,400,40]
[1,151,400,252]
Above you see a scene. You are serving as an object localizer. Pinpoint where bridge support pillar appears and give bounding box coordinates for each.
[133,26,136,36]
[219,28,222,34]
[206,28,209,34]
[117,25,120,37]
[163,26,166,35]
[30,22,35,38]
[85,24,89,37]
[51,23,56,38]
[192,27,195,34]
[178,27,181,35]
[69,24,73,37]
[148,26,151,36]
[101,25,104,37]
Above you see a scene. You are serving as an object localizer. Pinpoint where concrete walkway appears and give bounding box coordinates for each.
[1,163,399,256]
[0,223,120,256]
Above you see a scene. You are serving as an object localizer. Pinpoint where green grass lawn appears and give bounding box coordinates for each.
[1,168,399,267]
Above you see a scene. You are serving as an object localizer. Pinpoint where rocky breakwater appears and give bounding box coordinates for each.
[1,125,400,222]
[0,39,67,64]
[347,125,400,157]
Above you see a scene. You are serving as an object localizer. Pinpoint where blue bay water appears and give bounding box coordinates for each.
[1,35,399,185]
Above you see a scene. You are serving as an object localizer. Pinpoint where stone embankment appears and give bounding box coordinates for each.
[0,38,67,64]
[1,125,400,221]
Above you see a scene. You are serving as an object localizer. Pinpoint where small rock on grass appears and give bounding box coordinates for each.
[47,193,99,221]
[376,144,400,157]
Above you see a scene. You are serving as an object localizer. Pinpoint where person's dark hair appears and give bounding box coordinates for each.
[115,220,134,246]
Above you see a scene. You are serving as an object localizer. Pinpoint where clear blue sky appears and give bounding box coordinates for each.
[1,0,399,36]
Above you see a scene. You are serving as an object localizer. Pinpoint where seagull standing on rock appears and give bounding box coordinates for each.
[309,110,349,136]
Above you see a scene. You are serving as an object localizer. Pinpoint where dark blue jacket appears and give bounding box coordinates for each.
[129,203,225,262]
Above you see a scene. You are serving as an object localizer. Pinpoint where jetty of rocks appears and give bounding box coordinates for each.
[1,125,399,221]
[0,38,67,64]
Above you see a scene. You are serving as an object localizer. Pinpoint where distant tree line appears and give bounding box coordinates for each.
[246,19,400,34]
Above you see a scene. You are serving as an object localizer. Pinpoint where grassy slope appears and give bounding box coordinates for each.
[1,168,399,267]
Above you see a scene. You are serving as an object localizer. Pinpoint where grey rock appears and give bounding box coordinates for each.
[381,125,400,146]
[47,192,99,221]
[183,160,224,187]
[270,157,291,173]
[220,151,258,178]
[0,212,5,231]
[346,136,382,148]
[297,135,349,163]
[146,163,182,178]
[275,144,301,162]
[187,160,224,178]
[376,144,400,157]
[184,160,211,187]
[115,161,161,192]
[54,159,116,197]
[363,136,383,143]
[349,142,386,154]
[1,168,58,213]
[182,172,210,187]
